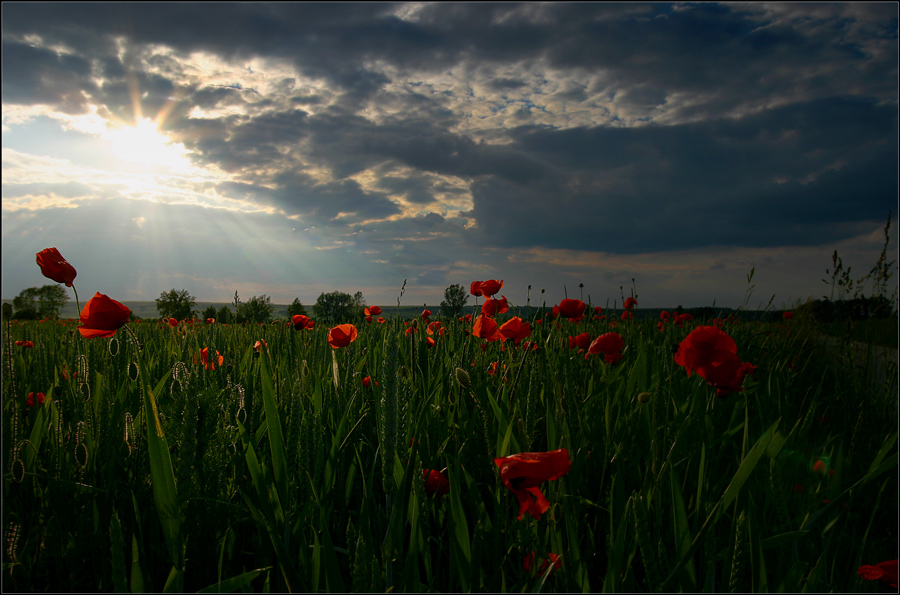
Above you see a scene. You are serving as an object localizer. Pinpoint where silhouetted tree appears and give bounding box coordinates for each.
[287,298,308,318]
[216,305,233,324]
[441,283,469,319]
[236,295,274,323]
[201,305,217,321]
[156,289,197,320]
[13,285,69,319]
[314,291,360,323]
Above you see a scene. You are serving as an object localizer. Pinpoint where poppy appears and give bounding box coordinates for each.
[568,332,592,351]
[421,308,432,320]
[405,325,417,336]
[168,317,178,327]
[783,311,794,320]
[36,247,77,287]
[499,317,531,345]
[660,311,670,321]
[423,469,450,497]
[472,314,502,342]
[198,347,223,370]
[594,306,603,316]
[15,340,34,348]
[624,297,638,311]
[427,321,443,335]
[425,337,436,348]
[377,317,386,324]
[463,313,473,323]
[327,324,358,348]
[292,315,315,331]
[471,279,503,298]
[553,299,587,321]
[26,392,45,407]
[674,313,693,327]
[482,295,509,317]
[365,306,382,316]
[494,449,571,520]
[620,311,633,321]
[253,339,267,352]
[588,332,625,364]
[366,316,373,324]
[205,318,215,324]
[523,552,562,576]
[673,326,738,379]
[700,353,747,397]
[657,321,666,332]
[858,560,898,589]
[362,376,379,388]
[78,293,131,338]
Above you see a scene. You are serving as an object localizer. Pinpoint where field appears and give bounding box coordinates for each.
[2,299,898,593]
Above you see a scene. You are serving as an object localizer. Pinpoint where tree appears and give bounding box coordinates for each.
[287,298,308,318]
[216,305,233,324]
[156,289,197,320]
[441,283,468,319]
[313,291,360,323]
[236,294,274,323]
[13,285,69,319]
[201,305,217,321]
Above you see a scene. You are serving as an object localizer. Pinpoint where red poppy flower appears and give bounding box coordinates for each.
[377,317,386,324]
[425,337,436,348]
[78,293,131,338]
[362,376,379,388]
[499,317,531,345]
[553,299,587,321]
[674,313,693,327]
[15,340,34,348]
[660,311,670,321]
[472,314,502,342]
[26,392,45,407]
[783,311,794,320]
[673,326,738,379]
[481,295,509,317]
[495,449,571,520]
[168,317,178,327]
[292,315,315,331]
[421,308,432,320]
[36,247,77,287]
[365,306,382,316]
[405,325,417,336]
[463,313,473,322]
[624,297,638,311]
[657,321,666,331]
[568,332,591,351]
[523,552,562,576]
[205,318,215,324]
[423,469,450,497]
[594,306,603,316]
[327,324,358,348]
[620,311,633,321]
[588,332,625,364]
[701,353,747,397]
[858,560,898,589]
[197,347,224,370]
[427,321,443,335]
[471,279,503,298]
[366,316,373,324]
[253,339,267,352]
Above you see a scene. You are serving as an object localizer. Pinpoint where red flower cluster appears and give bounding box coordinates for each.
[364,306,382,316]
[15,340,34,348]
[568,332,591,352]
[481,295,509,317]
[494,449,571,520]
[624,297,637,311]
[553,299,587,322]
[292,315,315,331]
[858,560,898,589]
[198,348,223,370]
[523,552,562,576]
[674,326,753,397]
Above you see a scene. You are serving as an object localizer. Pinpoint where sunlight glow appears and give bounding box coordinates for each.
[103,118,192,171]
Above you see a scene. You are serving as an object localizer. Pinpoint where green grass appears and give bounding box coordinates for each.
[818,318,898,349]
[2,310,897,593]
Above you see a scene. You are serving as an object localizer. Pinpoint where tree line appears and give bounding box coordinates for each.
[7,283,475,322]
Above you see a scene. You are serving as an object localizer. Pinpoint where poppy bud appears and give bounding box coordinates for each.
[638,392,652,404]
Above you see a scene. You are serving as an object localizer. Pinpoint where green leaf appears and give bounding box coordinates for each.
[258,354,289,512]
[196,568,270,593]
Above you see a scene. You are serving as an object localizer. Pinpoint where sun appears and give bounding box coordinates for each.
[103,117,192,171]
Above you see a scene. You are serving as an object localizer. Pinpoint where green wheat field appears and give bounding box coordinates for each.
[2,290,898,592]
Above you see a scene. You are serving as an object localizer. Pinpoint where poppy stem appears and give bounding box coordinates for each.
[123,324,143,351]
[71,284,81,321]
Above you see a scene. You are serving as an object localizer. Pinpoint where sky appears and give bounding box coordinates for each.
[2,2,898,311]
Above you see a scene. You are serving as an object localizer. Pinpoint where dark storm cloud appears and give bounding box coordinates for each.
[2,2,896,259]
[470,96,897,253]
